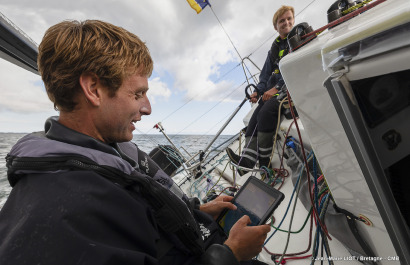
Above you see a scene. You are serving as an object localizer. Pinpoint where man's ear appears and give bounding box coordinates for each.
[79,72,101,107]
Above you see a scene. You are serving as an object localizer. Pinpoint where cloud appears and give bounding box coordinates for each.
[148,77,171,104]
[0,0,328,133]
[0,60,52,113]
[0,0,314,104]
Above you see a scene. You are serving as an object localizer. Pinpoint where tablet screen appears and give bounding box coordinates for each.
[217,177,284,235]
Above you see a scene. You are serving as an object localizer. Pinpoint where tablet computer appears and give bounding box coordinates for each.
[216,176,285,235]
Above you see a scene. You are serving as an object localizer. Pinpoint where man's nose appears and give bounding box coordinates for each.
[140,95,151,115]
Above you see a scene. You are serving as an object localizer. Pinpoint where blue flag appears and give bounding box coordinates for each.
[187,0,211,14]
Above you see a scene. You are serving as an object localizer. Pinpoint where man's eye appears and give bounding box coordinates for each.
[135,92,144,99]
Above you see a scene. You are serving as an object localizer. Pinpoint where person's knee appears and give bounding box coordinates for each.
[258,108,279,123]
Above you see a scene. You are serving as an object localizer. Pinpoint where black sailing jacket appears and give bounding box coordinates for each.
[0,117,238,265]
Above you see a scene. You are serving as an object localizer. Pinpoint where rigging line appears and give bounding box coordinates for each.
[208,133,239,153]
[151,5,250,133]
[200,108,237,136]
[295,0,319,18]
[133,127,164,146]
[248,33,278,58]
[140,64,245,136]
[157,62,242,125]
[215,63,242,82]
[160,98,195,123]
[145,1,261,134]
[147,0,320,136]
[172,80,247,137]
[173,80,247,136]
[242,59,260,85]
[143,69,247,137]
[209,6,244,61]
[147,5,246,134]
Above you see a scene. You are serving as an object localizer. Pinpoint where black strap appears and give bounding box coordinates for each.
[269,38,289,66]
[333,204,377,263]
[7,155,205,256]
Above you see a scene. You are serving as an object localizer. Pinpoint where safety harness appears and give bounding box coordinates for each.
[269,36,289,73]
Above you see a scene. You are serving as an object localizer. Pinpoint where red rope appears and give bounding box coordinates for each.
[289,0,388,52]
[302,0,387,39]
[286,91,331,239]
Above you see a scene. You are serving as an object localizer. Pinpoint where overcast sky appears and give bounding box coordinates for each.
[0,0,330,135]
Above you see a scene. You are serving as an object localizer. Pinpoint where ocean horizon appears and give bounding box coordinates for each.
[0,132,235,209]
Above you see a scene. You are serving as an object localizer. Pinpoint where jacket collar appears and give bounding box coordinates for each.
[44,116,120,157]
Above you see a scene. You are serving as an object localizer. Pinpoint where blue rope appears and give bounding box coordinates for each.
[264,151,314,245]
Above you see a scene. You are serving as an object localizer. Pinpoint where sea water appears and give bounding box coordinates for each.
[0,133,234,210]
